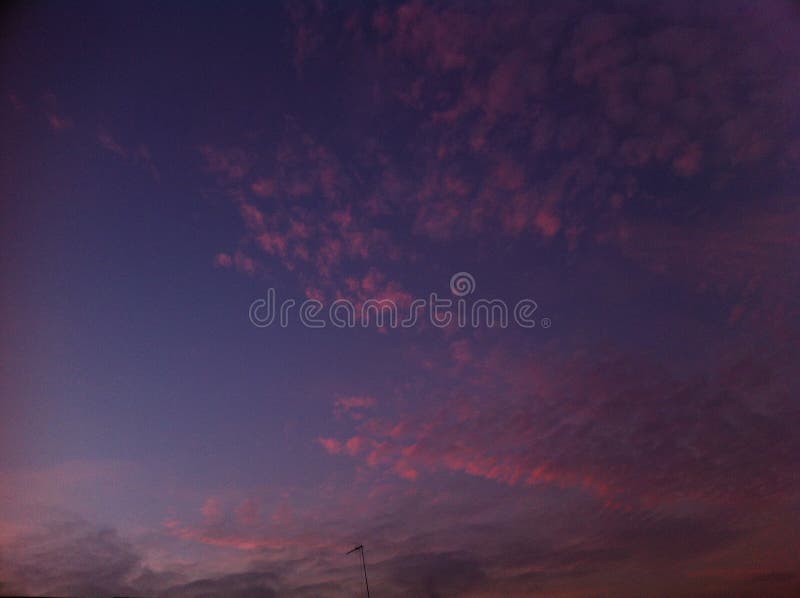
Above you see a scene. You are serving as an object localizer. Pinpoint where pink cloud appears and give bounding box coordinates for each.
[393,460,419,481]
[235,498,260,527]
[485,51,532,116]
[213,252,233,268]
[270,501,293,526]
[199,145,251,180]
[239,202,265,231]
[449,339,472,366]
[534,208,561,238]
[673,142,703,176]
[318,332,800,510]
[414,200,461,239]
[46,112,72,132]
[256,231,288,258]
[7,92,24,111]
[344,436,369,456]
[201,497,223,524]
[611,208,800,328]
[164,519,319,551]
[97,129,127,157]
[334,396,376,412]
[498,193,533,235]
[251,177,275,198]
[389,2,475,71]
[491,157,525,191]
[318,437,343,455]
[233,250,256,275]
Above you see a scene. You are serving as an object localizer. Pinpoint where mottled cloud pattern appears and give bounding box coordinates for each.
[210,1,799,321]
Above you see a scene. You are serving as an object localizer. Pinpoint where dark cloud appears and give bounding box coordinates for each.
[380,551,488,597]
[0,516,290,598]
[161,571,280,598]
[0,517,144,597]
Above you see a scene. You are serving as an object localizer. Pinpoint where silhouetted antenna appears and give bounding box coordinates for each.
[346,543,371,598]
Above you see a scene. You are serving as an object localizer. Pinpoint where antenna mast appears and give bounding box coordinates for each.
[345,543,371,598]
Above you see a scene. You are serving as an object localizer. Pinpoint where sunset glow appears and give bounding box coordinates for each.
[1,1,800,596]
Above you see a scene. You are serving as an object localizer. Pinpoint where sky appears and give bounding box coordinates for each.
[1,1,799,596]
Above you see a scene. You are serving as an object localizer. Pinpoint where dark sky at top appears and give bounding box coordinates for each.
[1,1,799,596]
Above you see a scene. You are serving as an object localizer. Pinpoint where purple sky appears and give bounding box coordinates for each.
[1,1,800,596]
